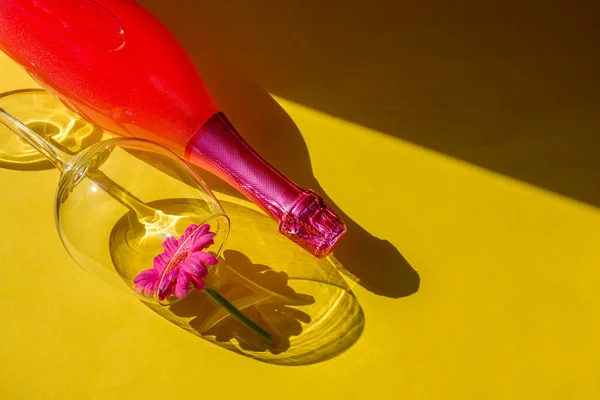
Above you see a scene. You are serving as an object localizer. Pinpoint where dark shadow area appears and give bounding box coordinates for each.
[139,0,600,208]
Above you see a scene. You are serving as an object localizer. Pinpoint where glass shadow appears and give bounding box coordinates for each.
[0,89,103,170]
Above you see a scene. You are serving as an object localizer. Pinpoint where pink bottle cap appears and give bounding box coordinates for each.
[279,190,347,258]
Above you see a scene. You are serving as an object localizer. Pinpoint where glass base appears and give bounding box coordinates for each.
[0,89,102,170]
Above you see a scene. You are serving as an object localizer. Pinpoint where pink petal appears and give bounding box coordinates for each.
[181,253,210,277]
[175,273,191,298]
[196,224,210,236]
[181,224,199,241]
[134,268,159,285]
[195,251,218,265]
[158,268,178,299]
[134,269,160,297]
[158,283,176,301]
[186,224,209,241]
[189,233,215,252]
[188,273,206,291]
[162,236,178,253]
[153,252,170,273]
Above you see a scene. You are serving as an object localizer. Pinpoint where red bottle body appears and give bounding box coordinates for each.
[0,0,346,257]
[0,0,214,151]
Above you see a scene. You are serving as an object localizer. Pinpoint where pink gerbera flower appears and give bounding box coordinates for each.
[134,223,218,301]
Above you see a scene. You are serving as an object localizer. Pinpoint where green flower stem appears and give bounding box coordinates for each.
[204,284,272,346]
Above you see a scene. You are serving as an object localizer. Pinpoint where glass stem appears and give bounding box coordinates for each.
[87,169,157,219]
[204,284,273,345]
[0,107,157,218]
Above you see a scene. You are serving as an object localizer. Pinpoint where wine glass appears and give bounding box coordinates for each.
[0,101,271,344]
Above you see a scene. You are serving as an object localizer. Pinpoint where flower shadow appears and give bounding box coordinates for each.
[169,250,315,354]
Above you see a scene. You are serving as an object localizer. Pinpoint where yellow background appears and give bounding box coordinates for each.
[2,1,600,398]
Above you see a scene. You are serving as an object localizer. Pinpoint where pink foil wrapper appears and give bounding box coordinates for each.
[185,113,346,257]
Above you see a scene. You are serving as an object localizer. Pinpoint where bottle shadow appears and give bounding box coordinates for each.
[187,63,420,298]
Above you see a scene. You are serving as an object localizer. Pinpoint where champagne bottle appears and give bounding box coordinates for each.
[0,0,346,257]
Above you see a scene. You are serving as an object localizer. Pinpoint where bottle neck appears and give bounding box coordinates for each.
[184,113,346,258]
[184,112,300,221]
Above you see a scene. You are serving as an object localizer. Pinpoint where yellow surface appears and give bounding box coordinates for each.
[2,3,600,397]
